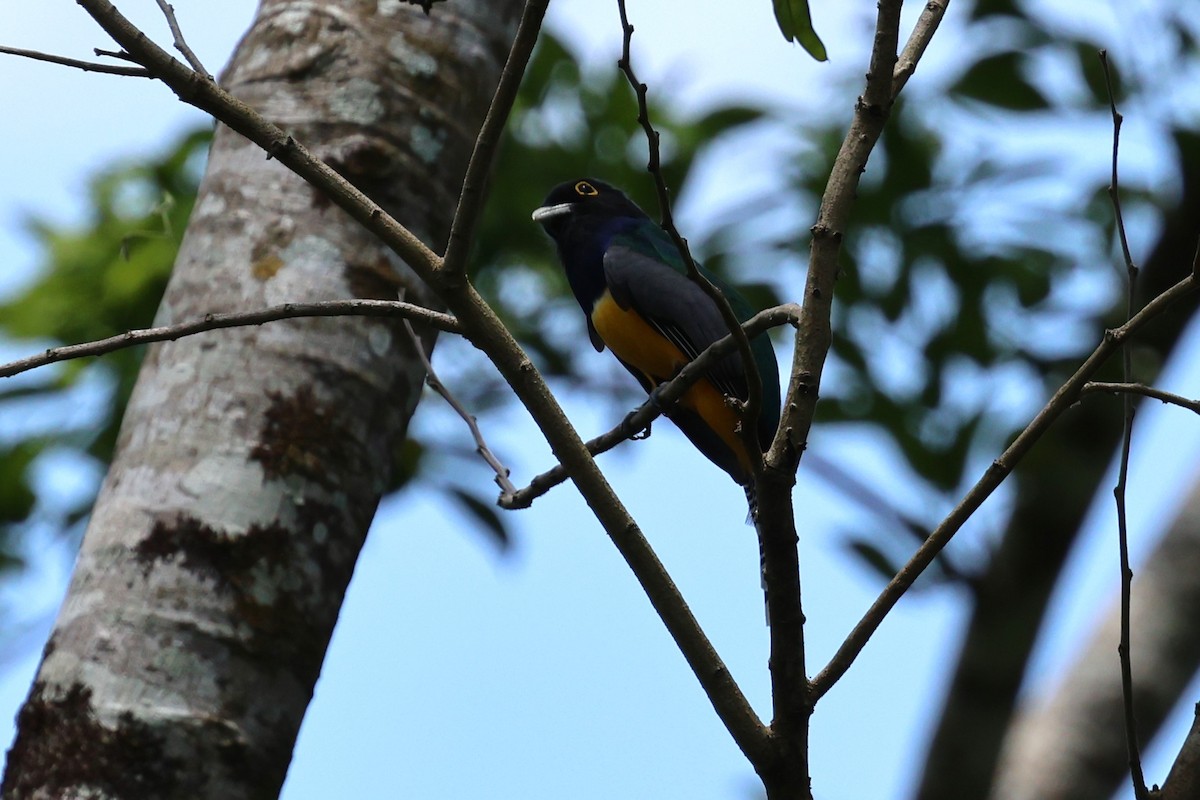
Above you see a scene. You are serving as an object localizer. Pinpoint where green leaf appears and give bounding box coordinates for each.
[952,52,1049,110]
[845,538,900,581]
[447,487,511,550]
[0,444,38,525]
[772,0,828,61]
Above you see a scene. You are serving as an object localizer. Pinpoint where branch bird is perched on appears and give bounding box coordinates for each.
[532,178,781,506]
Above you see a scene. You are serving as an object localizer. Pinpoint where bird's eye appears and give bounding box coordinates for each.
[574,181,599,197]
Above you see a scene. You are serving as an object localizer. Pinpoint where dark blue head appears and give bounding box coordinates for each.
[532,178,649,309]
[531,178,647,239]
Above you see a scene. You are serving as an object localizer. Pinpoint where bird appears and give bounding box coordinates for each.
[532,178,781,508]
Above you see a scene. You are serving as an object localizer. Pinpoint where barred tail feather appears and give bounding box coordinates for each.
[746,485,769,626]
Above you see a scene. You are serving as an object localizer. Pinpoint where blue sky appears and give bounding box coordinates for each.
[3,2,1200,798]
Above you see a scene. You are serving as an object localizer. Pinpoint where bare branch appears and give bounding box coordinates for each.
[501,304,801,509]
[1081,382,1200,414]
[1099,47,1150,800]
[892,0,949,98]
[0,44,150,76]
[614,0,765,479]
[93,47,139,63]
[811,265,1200,701]
[442,0,550,279]
[154,0,211,78]
[398,293,516,496]
[0,300,460,380]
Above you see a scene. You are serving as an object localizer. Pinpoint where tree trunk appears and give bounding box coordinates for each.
[914,396,1122,800]
[1,1,520,797]
[988,476,1200,800]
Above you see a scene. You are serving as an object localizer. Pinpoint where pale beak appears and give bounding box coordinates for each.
[531,202,574,223]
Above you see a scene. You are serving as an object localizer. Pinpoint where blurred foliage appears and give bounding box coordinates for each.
[2,1,1199,597]
[794,0,1199,581]
[0,128,208,579]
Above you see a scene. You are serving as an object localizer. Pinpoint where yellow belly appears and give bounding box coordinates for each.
[590,290,751,476]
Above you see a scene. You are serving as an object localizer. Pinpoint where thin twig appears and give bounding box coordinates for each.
[154,0,211,78]
[441,0,549,280]
[0,44,150,76]
[93,47,140,63]
[614,11,789,774]
[1081,382,1200,415]
[810,265,1200,700]
[500,304,801,509]
[614,0,765,478]
[1100,47,1150,800]
[891,0,949,99]
[398,293,516,495]
[0,300,460,380]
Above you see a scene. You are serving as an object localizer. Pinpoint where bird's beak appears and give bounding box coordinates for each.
[531,202,573,223]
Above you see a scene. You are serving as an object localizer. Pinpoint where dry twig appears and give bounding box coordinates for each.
[0,300,459,380]
[154,0,211,78]
[442,0,550,279]
[1099,47,1150,800]
[1080,382,1200,414]
[0,44,150,76]
[397,292,517,496]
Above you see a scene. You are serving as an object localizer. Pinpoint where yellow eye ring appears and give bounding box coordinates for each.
[574,181,599,196]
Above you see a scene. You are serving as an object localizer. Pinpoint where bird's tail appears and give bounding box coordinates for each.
[744,484,759,526]
[746,485,769,626]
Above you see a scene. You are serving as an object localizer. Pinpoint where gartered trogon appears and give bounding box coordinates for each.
[532,178,782,499]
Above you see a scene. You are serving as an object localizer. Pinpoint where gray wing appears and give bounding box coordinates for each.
[602,244,746,398]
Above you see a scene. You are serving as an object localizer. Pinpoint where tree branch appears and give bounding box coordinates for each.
[442,0,549,280]
[769,0,903,472]
[0,300,460,380]
[748,0,906,761]
[892,0,949,98]
[0,44,150,76]
[811,264,1200,700]
[153,0,210,78]
[399,313,517,496]
[1100,47,1150,800]
[75,0,443,283]
[756,2,909,794]
[1080,382,1200,414]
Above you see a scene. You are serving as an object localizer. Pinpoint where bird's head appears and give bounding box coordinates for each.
[531,179,647,242]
